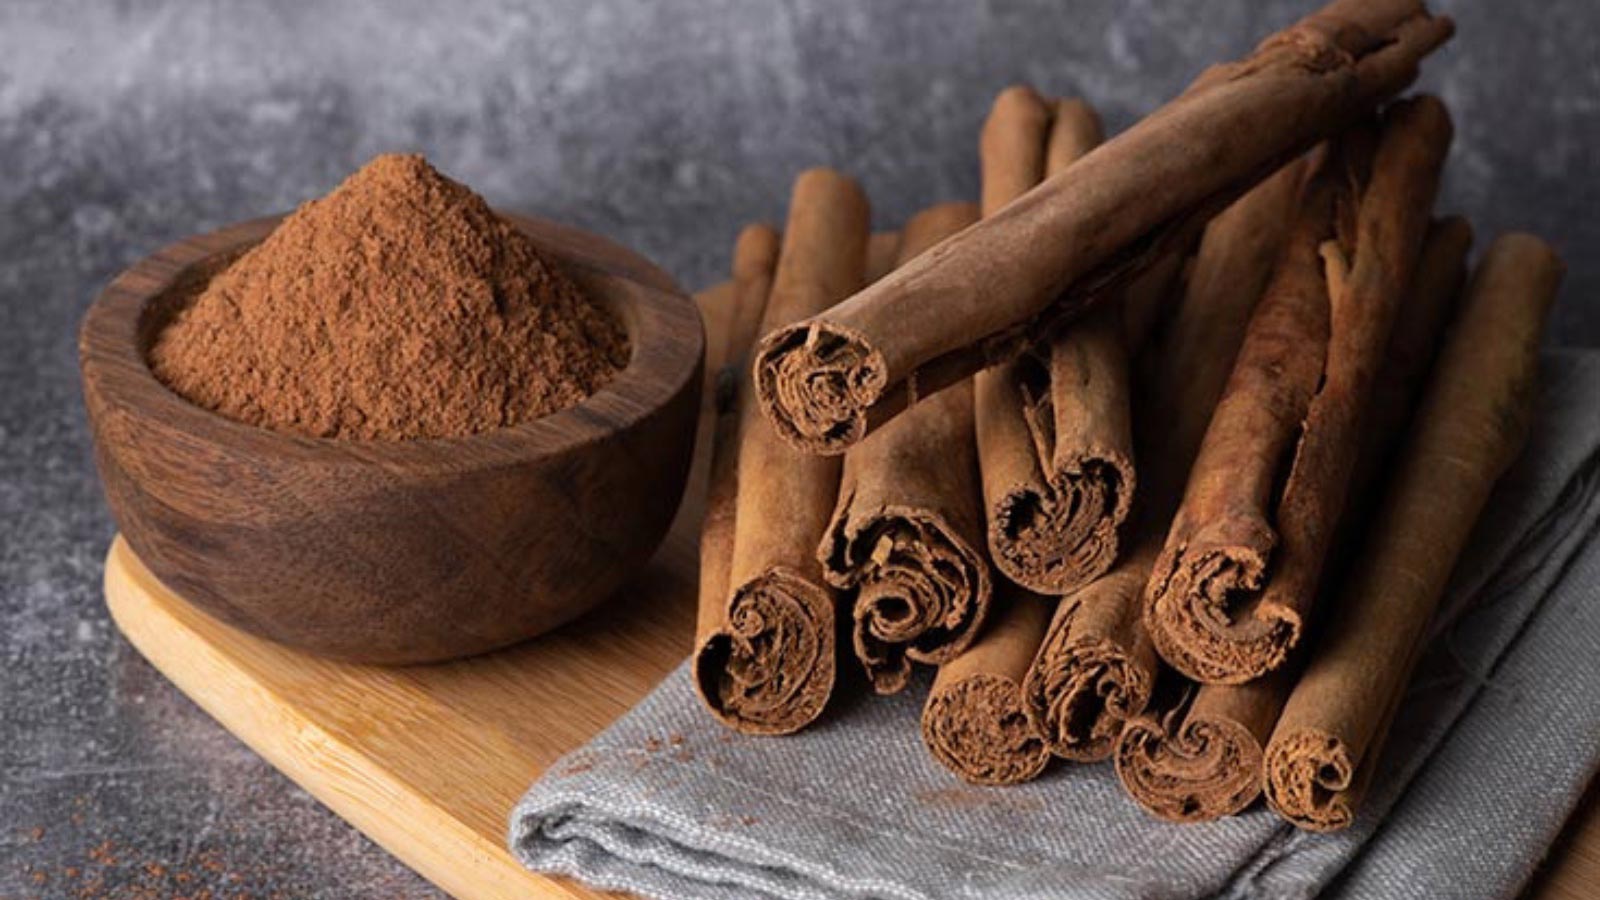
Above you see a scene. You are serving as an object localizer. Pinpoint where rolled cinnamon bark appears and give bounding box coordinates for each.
[971,86,1056,597]
[693,169,869,733]
[1115,676,1277,821]
[1025,159,1307,763]
[753,0,1453,455]
[1024,559,1158,761]
[1262,233,1563,832]
[694,224,780,667]
[1115,214,1474,821]
[974,90,1138,596]
[820,201,989,695]
[1145,96,1453,684]
[921,584,1053,785]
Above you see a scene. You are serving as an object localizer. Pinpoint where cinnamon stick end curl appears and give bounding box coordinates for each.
[1262,728,1356,831]
[754,321,886,456]
[922,673,1050,786]
[1145,522,1301,684]
[1023,634,1151,762]
[1114,713,1264,823]
[990,447,1135,594]
[692,567,837,736]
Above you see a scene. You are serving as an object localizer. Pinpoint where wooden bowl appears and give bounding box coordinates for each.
[80,213,703,664]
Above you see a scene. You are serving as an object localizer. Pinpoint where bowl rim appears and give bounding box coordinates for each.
[79,210,704,472]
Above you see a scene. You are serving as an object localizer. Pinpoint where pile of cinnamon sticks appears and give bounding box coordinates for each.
[693,0,1566,831]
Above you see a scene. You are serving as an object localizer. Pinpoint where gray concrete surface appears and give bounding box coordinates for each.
[2,1,1594,896]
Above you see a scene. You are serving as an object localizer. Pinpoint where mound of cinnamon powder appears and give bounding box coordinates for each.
[150,154,629,440]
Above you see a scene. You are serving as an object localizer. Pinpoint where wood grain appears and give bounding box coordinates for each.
[82,213,704,664]
[1526,781,1600,900]
[103,284,1600,900]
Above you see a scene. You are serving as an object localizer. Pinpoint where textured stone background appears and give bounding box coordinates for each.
[2,0,1594,896]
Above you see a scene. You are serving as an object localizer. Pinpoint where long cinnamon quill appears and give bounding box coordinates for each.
[1114,215,1473,821]
[694,223,780,675]
[820,202,990,695]
[693,169,869,733]
[1144,96,1453,684]
[974,88,1141,597]
[1262,233,1563,831]
[754,0,1453,456]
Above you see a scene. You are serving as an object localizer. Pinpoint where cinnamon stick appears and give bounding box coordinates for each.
[971,86,1056,596]
[819,201,990,695]
[1025,158,1307,762]
[1262,233,1563,831]
[974,89,1139,596]
[1144,96,1453,685]
[1115,675,1278,821]
[1115,213,1474,821]
[753,0,1453,456]
[693,224,780,667]
[921,583,1053,785]
[693,169,869,733]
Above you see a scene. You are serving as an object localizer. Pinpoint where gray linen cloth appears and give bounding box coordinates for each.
[511,350,1600,900]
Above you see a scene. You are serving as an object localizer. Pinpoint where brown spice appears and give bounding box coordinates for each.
[692,169,866,736]
[30,830,360,899]
[1262,233,1563,831]
[1144,97,1454,684]
[88,839,119,865]
[150,153,628,441]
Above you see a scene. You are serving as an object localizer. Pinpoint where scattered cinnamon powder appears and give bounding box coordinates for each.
[149,153,629,440]
[23,833,401,899]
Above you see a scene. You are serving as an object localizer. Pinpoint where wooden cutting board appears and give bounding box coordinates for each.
[103,285,1597,900]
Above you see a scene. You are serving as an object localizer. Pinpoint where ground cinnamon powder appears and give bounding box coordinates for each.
[150,153,628,440]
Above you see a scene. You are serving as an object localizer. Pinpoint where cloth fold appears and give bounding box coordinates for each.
[512,351,1600,900]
